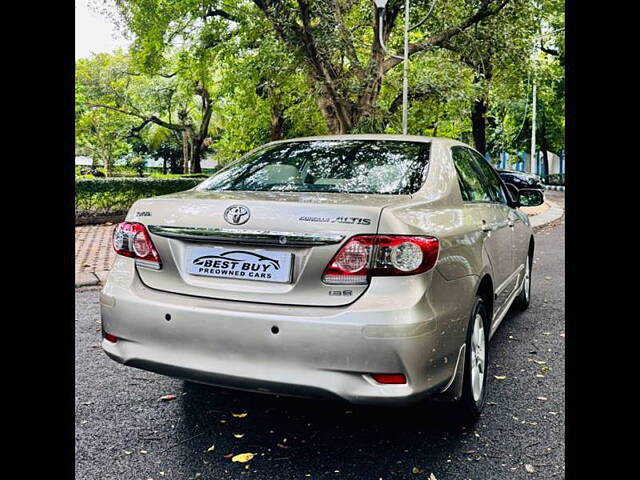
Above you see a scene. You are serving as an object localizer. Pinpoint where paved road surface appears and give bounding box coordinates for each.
[75,219,565,480]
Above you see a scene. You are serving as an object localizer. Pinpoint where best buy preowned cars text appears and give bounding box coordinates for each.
[100,135,543,422]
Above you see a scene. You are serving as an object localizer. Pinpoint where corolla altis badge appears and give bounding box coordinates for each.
[224,205,250,225]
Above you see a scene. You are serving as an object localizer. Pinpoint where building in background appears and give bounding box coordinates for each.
[490,151,565,180]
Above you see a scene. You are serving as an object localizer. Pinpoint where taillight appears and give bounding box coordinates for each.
[113,222,162,270]
[371,373,407,384]
[322,235,439,285]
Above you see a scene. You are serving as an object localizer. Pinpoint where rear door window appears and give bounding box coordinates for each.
[467,149,508,204]
[452,147,492,202]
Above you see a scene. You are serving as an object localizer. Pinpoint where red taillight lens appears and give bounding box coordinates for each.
[322,235,439,285]
[113,222,162,269]
[371,373,407,384]
[103,332,118,343]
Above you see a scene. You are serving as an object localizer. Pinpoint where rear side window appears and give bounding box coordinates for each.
[467,149,507,204]
[452,147,492,202]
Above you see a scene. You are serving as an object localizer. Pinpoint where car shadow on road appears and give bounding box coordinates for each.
[171,380,475,476]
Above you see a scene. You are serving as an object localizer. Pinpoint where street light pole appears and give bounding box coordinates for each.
[376,0,436,135]
[530,77,537,175]
[401,0,410,135]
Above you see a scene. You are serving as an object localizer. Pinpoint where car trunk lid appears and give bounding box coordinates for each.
[131,190,394,306]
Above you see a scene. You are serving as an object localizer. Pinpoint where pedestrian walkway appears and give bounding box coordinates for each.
[75,224,116,285]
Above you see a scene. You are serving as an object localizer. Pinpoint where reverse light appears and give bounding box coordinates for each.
[113,222,162,270]
[371,373,407,384]
[322,235,439,285]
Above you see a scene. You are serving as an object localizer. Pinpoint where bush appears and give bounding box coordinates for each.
[148,172,211,179]
[76,177,205,221]
[128,157,147,177]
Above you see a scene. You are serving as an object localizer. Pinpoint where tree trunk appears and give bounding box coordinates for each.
[270,102,285,141]
[181,130,190,174]
[317,95,349,134]
[103,157,113,177]
[192,137,203,174]
[471,98,488,155]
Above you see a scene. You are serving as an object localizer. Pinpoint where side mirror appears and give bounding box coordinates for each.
[504,183,519,207]
[517,188,544,207]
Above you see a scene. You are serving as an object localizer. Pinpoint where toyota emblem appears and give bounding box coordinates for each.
[224,205,250,225]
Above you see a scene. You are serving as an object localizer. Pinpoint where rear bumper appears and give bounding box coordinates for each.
[100,257,474,405]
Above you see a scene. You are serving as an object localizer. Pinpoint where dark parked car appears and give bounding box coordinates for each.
[497,169,544,192]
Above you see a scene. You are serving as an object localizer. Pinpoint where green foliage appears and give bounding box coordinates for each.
[78,0,564,173]
[127,156,147,176]
[75,177,204,218]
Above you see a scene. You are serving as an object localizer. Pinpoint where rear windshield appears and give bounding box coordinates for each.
[198,140,430,195]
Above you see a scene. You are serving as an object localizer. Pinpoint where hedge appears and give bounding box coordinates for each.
[76,177,205,221]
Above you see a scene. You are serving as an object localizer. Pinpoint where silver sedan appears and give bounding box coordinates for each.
[101,135,543,423]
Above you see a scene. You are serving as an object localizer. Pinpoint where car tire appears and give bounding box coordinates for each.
[455,297,489,425]
[514,253,532,311]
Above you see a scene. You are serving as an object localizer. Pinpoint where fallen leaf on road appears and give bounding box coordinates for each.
[140,450,148,454]
[533,360,546,365]
[430,474,437,480]
[207,445,215,452]
[231,453,255,463]
[536,396,548,401]
[494,375,507,380]
[544,276,552,280]
[412,467,424,474]
[160,394,177,401]
[232,412,248,418]
[233,433,245,439]
[525,464,535,473]
[124,451,132,455]
[223,453,234,458]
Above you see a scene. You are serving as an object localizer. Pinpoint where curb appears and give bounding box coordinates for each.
[75,270,109,288]
[544,185,565,192]
[530,199,564,228]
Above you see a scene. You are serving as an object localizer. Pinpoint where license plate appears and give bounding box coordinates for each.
[186,246,293,283]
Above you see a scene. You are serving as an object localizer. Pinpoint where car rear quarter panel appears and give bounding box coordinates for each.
[377,140,493,370]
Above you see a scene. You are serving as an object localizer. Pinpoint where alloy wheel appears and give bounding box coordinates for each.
[470,313,486,402]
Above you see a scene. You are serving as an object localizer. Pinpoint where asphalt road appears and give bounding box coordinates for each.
[75,211,565,480]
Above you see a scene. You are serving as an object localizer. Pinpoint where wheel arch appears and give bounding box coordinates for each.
[475,274,494,325]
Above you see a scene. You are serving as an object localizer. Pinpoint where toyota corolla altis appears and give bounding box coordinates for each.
[100,135,543,421]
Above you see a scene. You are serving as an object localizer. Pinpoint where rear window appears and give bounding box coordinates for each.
[198,140,430,195]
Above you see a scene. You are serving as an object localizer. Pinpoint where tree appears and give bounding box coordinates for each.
[110,0,514,135]
[76,107,133,175]
[437,0,537,154]
[251,0,514,133]
[76,49,218,173]
[79,0,563,167]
